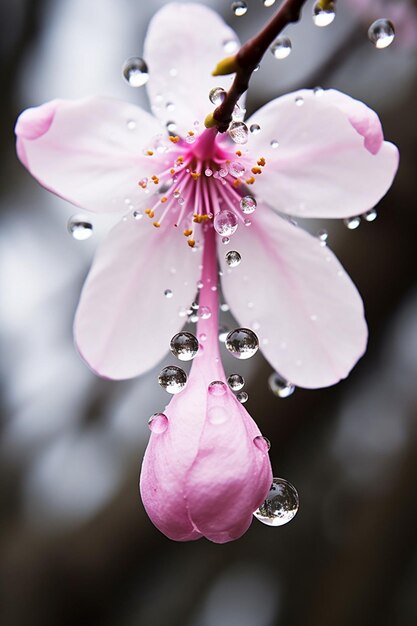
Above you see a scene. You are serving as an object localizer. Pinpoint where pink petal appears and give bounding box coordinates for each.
[144,3,241,137]
[246,89,399,218]
[15,97,162,214]
[74,217,201,379]
[219,206,368,388]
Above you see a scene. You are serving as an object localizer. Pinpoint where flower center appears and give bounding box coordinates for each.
[137,128,266,247]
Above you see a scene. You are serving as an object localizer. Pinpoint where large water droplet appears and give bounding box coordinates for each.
[254,478,299,526]
[170,332,199,361]
[229,161,246,177]
[122,57,149,87]
[254,435,271,452]
[214,210,238,236]
[209,87,227,105]
[67,216,93,240]
[225,250,242,267]
[227,373,245,391]
[158,366,187,394]
[228,121,249,144]
[270,37,292,59]
[231,1,248,16]
[226,328,259,359]
[268,372,295,398]
[368,19,395,48]
[312,1,336,27]
[344,216,361,230]
[240,195,257,214]
[208,380,227,396]
[148,413,168,434]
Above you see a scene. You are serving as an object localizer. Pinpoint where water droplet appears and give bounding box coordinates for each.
[122,57,149,87]
[317,228,328,245]
[250,123,261,135]
[209,87,227,105]
[254,435,271,452]
[232,103,246,121]
[295,96,304,106]
[270,139,279,149]
[205,168,213,177]
[164,289,173,298]
[368,18,395,48]
[214,210,238,236]
[222,236,230,245]
[127,119,136,130]
[208,380,227,396]
[263,0,276,6]
[226,328,259,360]
[312,1,336,27]
[268,372,295,398]
[148,413,168,434]
[227,373,245,391]
[229,161,246,177]
[166,101,175,111]
[158,366,187,394]
[344,216,361,230]
[270,37,292,59]
[199,332,207,342]
[166,120,177,134]
[223,38,239,53]
[225,250,242,267]
[237,391,248,403]
[220,303,230,312]
[170,332,199,361]
[218,167,228,178]
[231,1,248,17]
[185,134,196,144]
[67,216,93,240]
[313,86,324,96]
[363,208,378,222]
[240,195,257,214]
[254,478,299,526]
[228,121,249,144]
[132,210,143,220]
[199,306,211,320]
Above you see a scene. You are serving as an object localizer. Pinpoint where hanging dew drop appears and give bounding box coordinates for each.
[227,373,245,391]
[263,0,276,6]
[237,391,248,403]
[228,121,249,144]
[148,413,169,434]
[231,1,248,17]
[344,216,361,230]
[363,208,378,222]
[67,216,93,240]
[214,210,238,236]
[225,250,242,267]
[209,87,227,105]
[240,195,257,214]
[253,478,299,526]
[254,435,271,452]
[268,372,295,398]
[170,332,199,361]
[122,57,149,87]
[312,1,336,27]
[226,328,259,359]
[368,19,395,48]
[270,37,292,59]
[158,366,187,394]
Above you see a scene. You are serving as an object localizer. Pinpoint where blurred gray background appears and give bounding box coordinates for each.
[1,0,417,624]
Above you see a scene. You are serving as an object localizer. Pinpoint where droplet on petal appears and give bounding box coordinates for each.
[312,1,336,27]
[170,332,199,361]
[223,38,239,53]
[164,289,173,298]
[229,161,246,177]
[237,391,248,403]
[225,250,242,267]
[270,139,279,149]
[227,373,245,391]
[166,120,177,134]
[199,306,212,320]
[231,1,248,17]
[270,37,292,59]
[254,478,299,526]
[295,96,304,106]
[67,216,93,240]
[132,210,143,220]
[122,57,149,87]
[214,210,238,236]
[158,366,187,394]
[240,195,257,214]
[222,236,230,245]
[209,87,227,105]
[148,413,168,434]
[344,216,361,230]
[208,380,227,396]
[368,19,395,49]
[317,229,328,246]
[263,0,276,6]
[228,121,249,144]
[254,435,271,452]
[363,208,378,222]
[250,123,261,135]
[226,328,259,359]
[268,372,295,398]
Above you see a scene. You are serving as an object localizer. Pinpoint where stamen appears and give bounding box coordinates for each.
[251,167,262,175]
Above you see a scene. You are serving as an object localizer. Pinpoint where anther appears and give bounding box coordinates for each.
[257,157,266,167]
[153,222,161,228]
[161,197,168,203]
[146,150,154,156]
[251,167,262,175]
[236,150,242,156]
[233,179,242,188]
[169,136,180,143]
[246,177,255,185]
[188,239,196,248]
[183,229,193,236]
[191,172,200,180]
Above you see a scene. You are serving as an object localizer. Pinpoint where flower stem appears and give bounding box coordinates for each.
[213,0,310,132]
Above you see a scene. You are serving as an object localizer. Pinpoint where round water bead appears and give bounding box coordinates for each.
[312,1,336,27]
[122,57,149,87]
[164,289,173,298]
[67,216,93,240]
[148,413,168,434]
[225,250,242,267]
[344,216,361,230]
[228,121,249,144]
[170,332,199,361]
[227,373,245,391]
[226,328,259,360]
[229,161,246,177]
[237,391,248,403]
[254,478,299,526]
[240,195,257,214]
[268,372,295,398]
[208,380,227,396]
[363,208,378,222]
[158,366,187,394]
[214,210,238,236]
[199,306,212,320]
[270,37,292,59]
[231,1,248,17]
[250,123,261,135]
[263,0,276,6]
[209,87,226,105]
[254,435,271,452]
[368,19,395,49]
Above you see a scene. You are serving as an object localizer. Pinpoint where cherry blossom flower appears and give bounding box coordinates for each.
[15,2,399,390]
